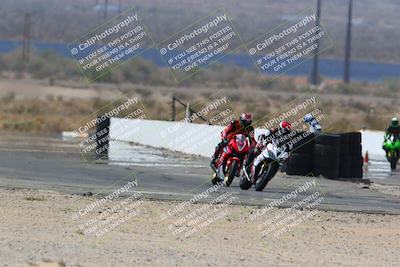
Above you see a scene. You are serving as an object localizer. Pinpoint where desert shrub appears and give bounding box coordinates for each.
[382,79,400,93]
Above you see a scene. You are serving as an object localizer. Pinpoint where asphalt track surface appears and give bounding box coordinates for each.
[1,133,400,214]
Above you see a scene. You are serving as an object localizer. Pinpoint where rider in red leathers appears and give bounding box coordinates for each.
[211,113,256,169]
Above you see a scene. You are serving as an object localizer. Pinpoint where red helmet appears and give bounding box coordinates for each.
[240,113,252,127]
[279,121,291,130]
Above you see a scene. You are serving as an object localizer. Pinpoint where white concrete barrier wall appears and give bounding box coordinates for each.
[110,118,223,157]
[109,118,269,157]
[110,118,386,158]
[361,130,385,157]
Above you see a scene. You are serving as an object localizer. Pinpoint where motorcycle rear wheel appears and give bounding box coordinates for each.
[239,175,252,190]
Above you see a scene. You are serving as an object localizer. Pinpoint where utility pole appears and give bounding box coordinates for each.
[22,13,31,63]
[310,0,322,85]
[185,103,191,123]
[171,96,211,124]
[104,0,108,20]
[171,96,176,121]
[343,0,353,83]
[118,0,122,13]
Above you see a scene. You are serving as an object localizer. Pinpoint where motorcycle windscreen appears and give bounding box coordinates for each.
[235,134,246,151]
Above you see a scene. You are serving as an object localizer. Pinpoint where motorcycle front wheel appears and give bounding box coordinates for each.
[255,160,279,191]
[225,160,239,186]
[387,151,398,170]
[390,156,398,170]
[211,172,219,185]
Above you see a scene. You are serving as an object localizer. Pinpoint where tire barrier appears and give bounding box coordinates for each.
[339,133,351,178]
[286,132,313,176]
[96,116,110,158]
[344,132,363,178]
[313,134,341,179]
[286,131,363,180]
[341,132,363,178]
[286,153,313,176]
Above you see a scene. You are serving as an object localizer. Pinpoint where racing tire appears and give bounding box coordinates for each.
[390,156,398,170]
[314,133,341,147]
[350,156,363,168]
[313,167,339,179]
[339,133,350,155]
[349,144,362,156]
[292,132,314,154]
[226,160,238,187]
[211,172,221,185]
[339,156,351,178]
[347,132,362,144]
[288,153,312,164]
[286,164,312,176]
[239,176,252,190]
[339,167,351,178]
[313,144,340,157]
[350,168,363,178]
[255,160,279,191]
[313,156,339,169]
[286,153,312,176]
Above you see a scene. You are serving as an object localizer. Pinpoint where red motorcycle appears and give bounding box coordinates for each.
[211,134,251,186]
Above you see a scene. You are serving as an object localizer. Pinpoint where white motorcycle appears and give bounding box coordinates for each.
[240,140,289,191]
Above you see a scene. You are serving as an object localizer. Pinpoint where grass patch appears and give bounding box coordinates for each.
[24,196,46,201]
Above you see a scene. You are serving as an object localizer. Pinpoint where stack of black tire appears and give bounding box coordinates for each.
[286,131,314,176]
[346,132,363,178]
[312,133,341,179]
[339,133,351,178]
[285,131,363,179]
[95,116,110,158]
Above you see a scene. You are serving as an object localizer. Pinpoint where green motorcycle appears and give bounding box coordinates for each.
[383,136,400,170]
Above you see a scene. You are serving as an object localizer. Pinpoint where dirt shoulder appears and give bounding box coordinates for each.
[0,188,399,267]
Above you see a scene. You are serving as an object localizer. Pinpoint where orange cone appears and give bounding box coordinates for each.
[364,151,369,164]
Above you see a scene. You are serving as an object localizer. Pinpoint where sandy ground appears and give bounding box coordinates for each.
[0,188,400,267]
